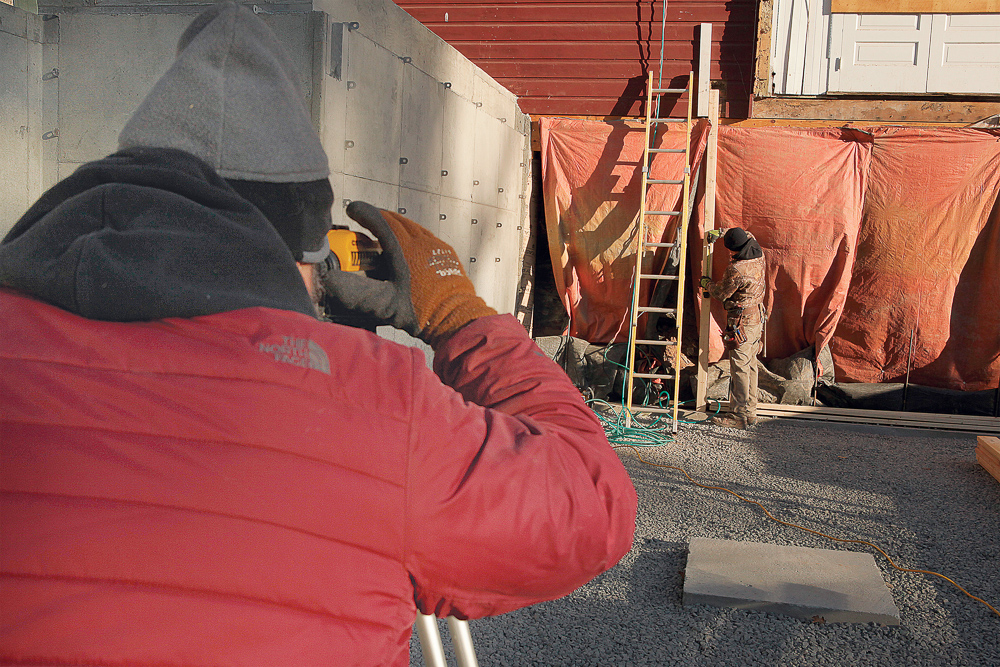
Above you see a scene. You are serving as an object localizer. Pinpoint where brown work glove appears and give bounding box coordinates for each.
[320,201,496,347]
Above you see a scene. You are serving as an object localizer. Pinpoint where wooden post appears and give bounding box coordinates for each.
[695,89,720,412]
[753,0,775,101]
[698,23,712,118]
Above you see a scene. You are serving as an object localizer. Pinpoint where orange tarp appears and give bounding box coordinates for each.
[831,128,1000,390]
[704,127,870,364]
[540,117,708,343]
[540,120,1000,391]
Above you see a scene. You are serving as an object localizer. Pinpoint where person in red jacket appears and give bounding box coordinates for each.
[0,3,637,666]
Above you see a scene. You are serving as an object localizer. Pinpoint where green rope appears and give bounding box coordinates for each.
[586,399,675,447]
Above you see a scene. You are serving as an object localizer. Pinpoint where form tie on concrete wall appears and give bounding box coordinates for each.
[329,21,359,80]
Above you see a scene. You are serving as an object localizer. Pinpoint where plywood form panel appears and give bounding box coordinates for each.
[320,22,350,177]
[0,79,27,234]
[438,197,475,271]
[0,12,33,235]
[395,0,756,118]
[440,89,478,202]
[325,172,349,228]
[397,188,442,236]
[496,123,528,212]
[341,173,399,214]
[55,13,317,166]
[468,204,518,314]
[497,208,522,315]
[317,0,481,98]
[400,66,445,194]
[56,14,188,163]
[472,70,519,123]
[472,112,501,207]
[344,32,403,184]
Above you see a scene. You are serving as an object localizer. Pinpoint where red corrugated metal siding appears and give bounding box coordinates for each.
[395,1,756,118]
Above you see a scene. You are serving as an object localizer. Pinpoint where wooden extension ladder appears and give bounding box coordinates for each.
[624,71,694,434]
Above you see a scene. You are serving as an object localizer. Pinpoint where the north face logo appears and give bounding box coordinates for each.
[258,335,330,374]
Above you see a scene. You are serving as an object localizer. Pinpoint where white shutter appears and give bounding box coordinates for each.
[771,0,833,95]
[926,14,1000,93]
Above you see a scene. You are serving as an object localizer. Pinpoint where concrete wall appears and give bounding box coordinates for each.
[2,0,533,341]
[1,2,56,234]
[315,0,533,345]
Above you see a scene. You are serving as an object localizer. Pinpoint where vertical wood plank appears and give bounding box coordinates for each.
[696,88,720,411]
[698,22,712,117]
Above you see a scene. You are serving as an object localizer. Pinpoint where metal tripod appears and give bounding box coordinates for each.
[416,613,478,667]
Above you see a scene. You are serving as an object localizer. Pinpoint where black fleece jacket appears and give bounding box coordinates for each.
[0,147,315,322]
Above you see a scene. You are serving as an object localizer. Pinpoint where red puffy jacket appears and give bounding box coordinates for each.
[0,288,637,666]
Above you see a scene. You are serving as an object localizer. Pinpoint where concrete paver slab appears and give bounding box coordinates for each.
[683,537,901,625]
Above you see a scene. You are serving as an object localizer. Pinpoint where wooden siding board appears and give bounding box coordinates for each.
[450,41,697,60]
[395,0,756,119]
[448,42,749,65]
[402,4,740,22]
[481,58,734,79]
[495,77,692,97]
[428,23,752,42]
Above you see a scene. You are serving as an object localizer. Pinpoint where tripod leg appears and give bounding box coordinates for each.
[447,616,479,667]
[415,613,447,667]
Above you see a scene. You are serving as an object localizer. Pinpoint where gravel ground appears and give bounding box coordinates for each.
[411,416,1000,666]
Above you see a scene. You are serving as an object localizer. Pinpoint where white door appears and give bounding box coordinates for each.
[828,12,933,92]
[926,13,1000,93]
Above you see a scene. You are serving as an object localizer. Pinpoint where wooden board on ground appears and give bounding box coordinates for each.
[976,435,1000,485]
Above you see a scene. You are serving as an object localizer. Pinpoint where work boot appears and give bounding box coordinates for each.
[744,413,758,427]
[710,412,746,429]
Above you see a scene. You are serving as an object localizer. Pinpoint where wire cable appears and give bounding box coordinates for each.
[614,444,1000,620]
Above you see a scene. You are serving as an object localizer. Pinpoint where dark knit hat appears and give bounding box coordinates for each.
[118,2,332,261]
[723,227,750,251]
[119,2,329,183]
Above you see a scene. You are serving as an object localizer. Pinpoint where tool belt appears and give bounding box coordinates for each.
[722,302,765,350]
[722,302,746,350]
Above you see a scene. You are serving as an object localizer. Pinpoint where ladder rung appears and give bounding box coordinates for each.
[650,118,686,124]
[644,210,681,216]
[634,339,678,346]
[643,242,675,248]
[648,148,686,153]
[631,372,677,380]
[638,274,678,280]
[637,306,677,314]
[651,87,687,94]
[646,179,683,185]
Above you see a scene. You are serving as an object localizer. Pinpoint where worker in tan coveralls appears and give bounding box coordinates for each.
[701,228,767,429]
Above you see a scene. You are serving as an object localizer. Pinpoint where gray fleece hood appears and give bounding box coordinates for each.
[118,1,329,183]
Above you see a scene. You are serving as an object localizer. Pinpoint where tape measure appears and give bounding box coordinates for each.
[326,226,381,272]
